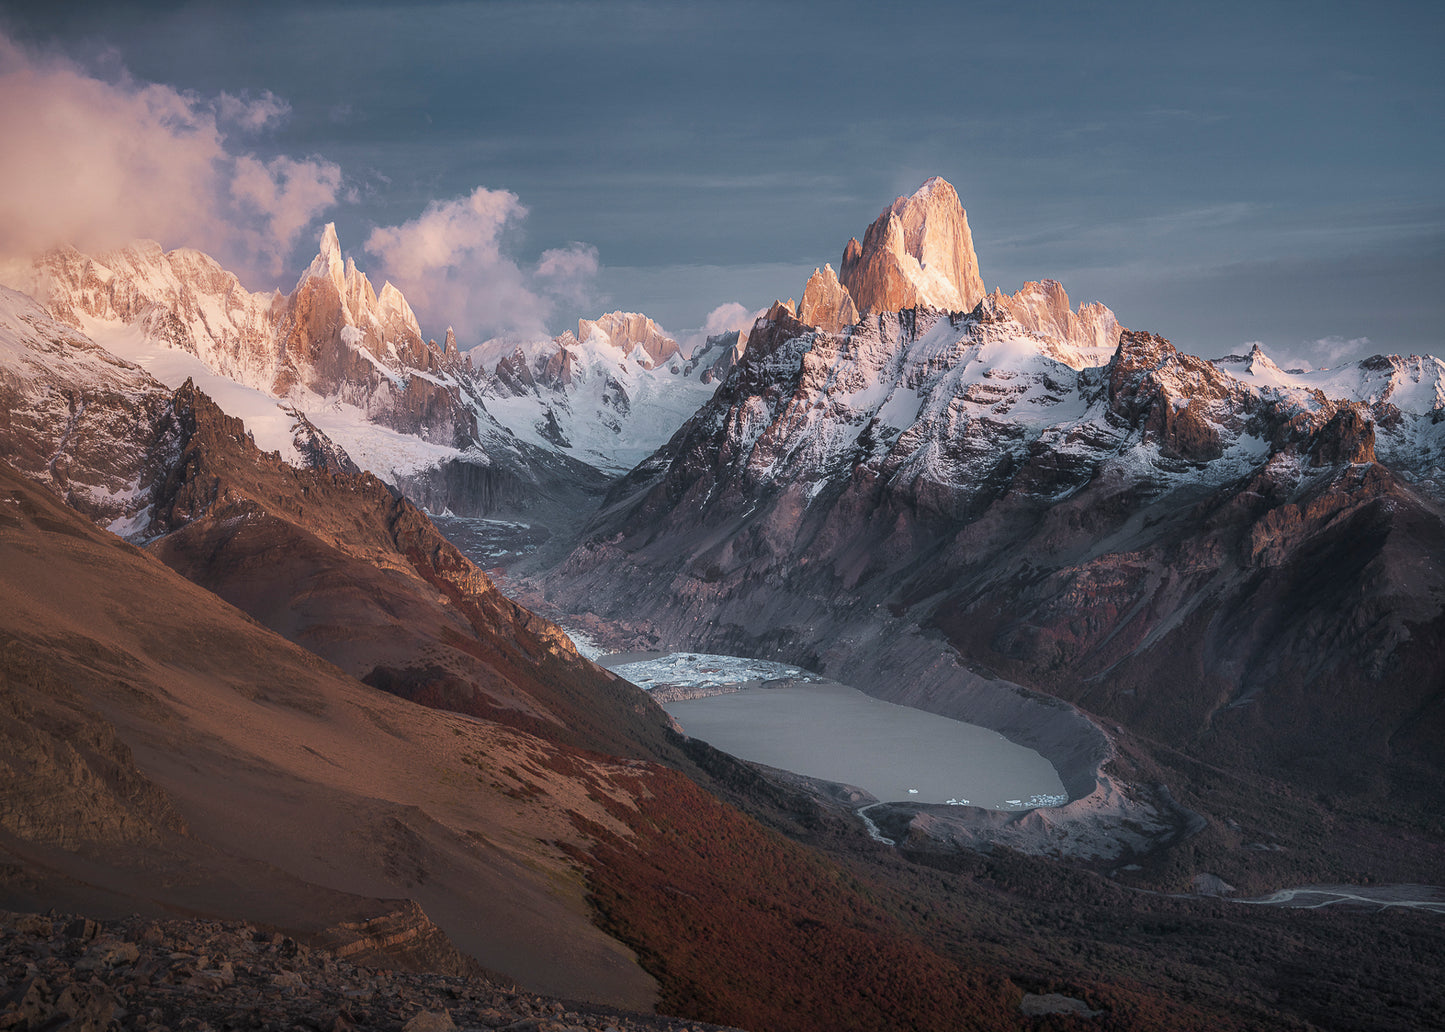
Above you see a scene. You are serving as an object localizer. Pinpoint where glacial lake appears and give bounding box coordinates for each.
[430,521,1068,811]
[604,652,1067,810]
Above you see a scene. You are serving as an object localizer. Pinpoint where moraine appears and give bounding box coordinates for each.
[600,651,1067,812]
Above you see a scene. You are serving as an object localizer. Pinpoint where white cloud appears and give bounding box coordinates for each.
[1256,335,1377,372]
[365,188,602,345]
[701,301,758,336]
[1307,335,1375,368]
[363,186,524,277]
[1254,333,1375,370]
[0,32,339,282]
[536,241,599,281]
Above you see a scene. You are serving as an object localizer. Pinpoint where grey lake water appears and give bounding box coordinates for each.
[605,653,1067,810]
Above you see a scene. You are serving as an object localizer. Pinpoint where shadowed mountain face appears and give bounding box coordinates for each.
[0,285,679,761]
[0,456,1013,1031]
[0,287,1060,1032]
[0,291,697,1001]
[144,382,680,761]
[545,301,1445,818]
[0,379,1091,1032]
[10,433,1445,1032]
[0,459,663,1005]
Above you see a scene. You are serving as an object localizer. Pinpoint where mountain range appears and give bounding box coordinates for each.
[1,177,1442,1032]
[544,178,1445,856]
[470,309,739,474]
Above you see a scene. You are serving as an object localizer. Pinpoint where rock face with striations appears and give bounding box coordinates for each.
[839,176,987,315]
[798,263,860,333]
[576,311,681,369]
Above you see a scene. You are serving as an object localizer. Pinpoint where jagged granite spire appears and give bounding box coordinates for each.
[798,263,860,333]
[839,176,986,315]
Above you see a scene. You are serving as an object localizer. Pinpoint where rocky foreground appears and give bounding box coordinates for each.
[0,911,737,1032]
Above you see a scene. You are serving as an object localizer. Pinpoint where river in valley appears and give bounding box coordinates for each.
[602,651,1067,811]
[1234,884,1445,913]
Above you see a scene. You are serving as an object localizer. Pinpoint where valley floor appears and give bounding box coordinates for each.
[475,566,1445,1030]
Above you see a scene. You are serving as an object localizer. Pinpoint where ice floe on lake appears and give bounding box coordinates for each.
[603,652,823,692]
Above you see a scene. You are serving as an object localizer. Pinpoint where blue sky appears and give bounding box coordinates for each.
[1,0,1441,363]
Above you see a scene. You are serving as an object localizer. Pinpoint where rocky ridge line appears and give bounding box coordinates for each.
[474,311,730,476]
[9,227,478,448]
[544,273,1445,857]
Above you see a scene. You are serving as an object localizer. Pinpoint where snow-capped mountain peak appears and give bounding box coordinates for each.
[475,309,731,473]
[575,311,681,370]
[799,263,860,334]
[299,221,347,294]
[1214,347,1445,419]
[0,226,508,496]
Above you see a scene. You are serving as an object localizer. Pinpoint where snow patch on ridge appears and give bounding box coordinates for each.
[85,315,306,465]
[1216,346,1445,417]
[84,313,466,482]
[475,323,723,474]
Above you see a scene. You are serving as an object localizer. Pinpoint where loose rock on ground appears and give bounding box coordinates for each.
[0,911,739,1032]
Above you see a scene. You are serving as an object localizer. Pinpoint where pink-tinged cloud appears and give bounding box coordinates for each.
[0,32,340,281]
[678,301,765,359]
[535,243,601,308]
[216,89,291,133]
[701,301,758,336]
[364,187,526,281]
[365,188,602,344]
[231,155,345,272]
[0,33,596,342]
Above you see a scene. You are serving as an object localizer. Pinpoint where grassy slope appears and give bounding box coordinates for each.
[579,739,1445,1032]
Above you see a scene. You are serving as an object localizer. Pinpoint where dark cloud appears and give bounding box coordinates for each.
[0,0,1440,348]
[1058,235,1445,363]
